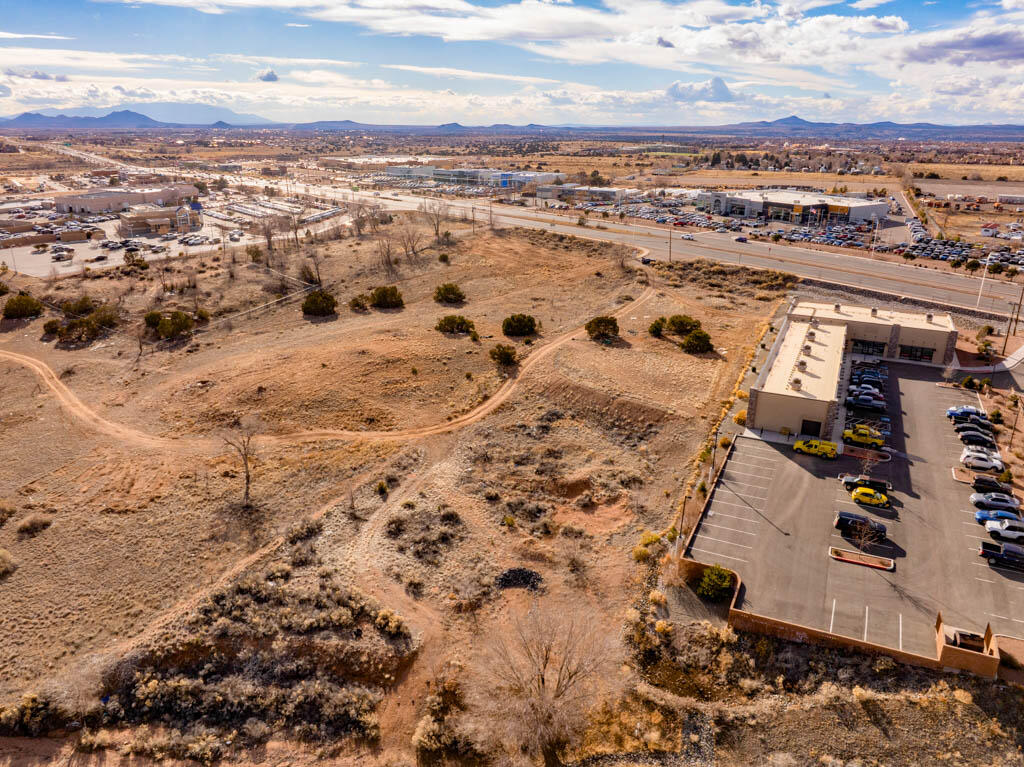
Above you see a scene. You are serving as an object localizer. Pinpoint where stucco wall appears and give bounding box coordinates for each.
[747,390,831,436]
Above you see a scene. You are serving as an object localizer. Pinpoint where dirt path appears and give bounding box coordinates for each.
[0,285,657,450]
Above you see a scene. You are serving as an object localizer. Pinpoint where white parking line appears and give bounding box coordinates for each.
[706,510,761,524]
[702,522,757,536]
[964,534,989,541]
[696,534,753,549]
[829,598,836,633]
[716,488,769,501]
[988,612,1009,620]
[689,547,748,564]
[720,478,771,489]
[976,577,996,583]
[724,469,774,480]
[729,460,777,471]
[709,499,765,512]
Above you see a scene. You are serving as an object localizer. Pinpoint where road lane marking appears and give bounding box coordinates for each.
[702,522,757,536]
[829,598,836,633]
[696,534,753,549]
[899,614,903,651]
[988,612,1009,620]
[863,606,869,641]
[976,577,996,583]
[689,547,748,564]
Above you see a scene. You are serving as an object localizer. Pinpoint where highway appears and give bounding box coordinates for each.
[36,143,1024,317]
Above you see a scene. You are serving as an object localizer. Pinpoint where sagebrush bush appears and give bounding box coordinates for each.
[435,315,474,334]
[0,505,14,527]
[502,313,536,336]
[348,294,369,312]
[0,281,8,296]
[17,515,51,537]
[157,311,194,339]
[585,315,618,340]
[143,310,162,329]
[369,285,404,309]
[733,409,747,426]
[489,344,517,366]
[42,319,60,335]
[433,283,465,304]
[61,295,96,317]
[0,548,15,579]
[649,316,665,337]
[285,518,323,544]
[3,293,43,319]
[302,289,337,316]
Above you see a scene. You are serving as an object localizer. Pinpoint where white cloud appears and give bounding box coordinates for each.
[0,30,74,40]
[285,22,309,26]
[255,68,278,81]
[212,53,360,67]
[849,0,891,8]
[381,64,557,84]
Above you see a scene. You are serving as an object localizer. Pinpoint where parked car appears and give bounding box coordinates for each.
[851,487,890,507]
[834,511,887,542]
[961,448,1004,472]
[972,474,1012,494]
[979,541,1024,570]
[793,439,838,458]
[839,474,892,492]
[971,492,1021,511]
[843,425,884,447]
[975,508,1021,525]
[948,405,987,419]
[955,422,993,436]
[848,384,881,397]
[845,396,886,412]
[961,432,998,450]
[952,414,994,430]
[986,518,1024,541]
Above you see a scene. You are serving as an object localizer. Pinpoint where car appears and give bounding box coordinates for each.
[734,235,747,242]
[974,508,1021,525]
[834,511,887,542]
[986,518,1024,541]
[979,540,1024,570]
[679,233,694,240]
[849,384,881,396]
[839,474,892,492]
[952,414,994,430]
[845,396,886,412]
[851,487,890,507]
[972,474,1012,494]
[961,451,1005,472]
[793,439,838,458]
[843,425,884,448]
[948,405,986,419]
[970,492,1021,510]
[961,432,997,450]
[955,421,993,436]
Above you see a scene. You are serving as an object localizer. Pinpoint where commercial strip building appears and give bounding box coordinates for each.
[696,188,889,224]
[118,204,202,236]
[747,301,957,439]
[55,184,199,215]
[384,165,565,189]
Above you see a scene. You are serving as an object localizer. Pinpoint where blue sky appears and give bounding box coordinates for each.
[1,0,1022,124]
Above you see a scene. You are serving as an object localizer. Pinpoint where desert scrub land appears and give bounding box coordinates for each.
[0,217,787,765]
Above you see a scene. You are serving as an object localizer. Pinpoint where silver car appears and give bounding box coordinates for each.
[971,493,1021,511]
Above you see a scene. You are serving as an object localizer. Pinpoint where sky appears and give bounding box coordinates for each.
[0,0,1023,125]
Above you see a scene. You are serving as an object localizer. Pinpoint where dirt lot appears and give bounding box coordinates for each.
[0,217,781,764]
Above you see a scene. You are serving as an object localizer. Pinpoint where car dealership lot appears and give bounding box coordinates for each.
[687,363,1024,657]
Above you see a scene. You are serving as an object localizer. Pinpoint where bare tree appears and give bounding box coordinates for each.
[349,201,369,237]
[420,198,450,240]
[464,606,617,767]
[259,215,281,253]
[396,222,424,264]
[366,203,384,235]
[223,417,261,508]
[288,213,303,248]
[376,233,397,278]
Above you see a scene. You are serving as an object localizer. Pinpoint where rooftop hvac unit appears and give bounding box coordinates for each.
[797,359,807,370]
[926,313,933,322]
[833,303,841,312]
[807,330,816,340]
[870,307,878,316]
[802,344,812,353]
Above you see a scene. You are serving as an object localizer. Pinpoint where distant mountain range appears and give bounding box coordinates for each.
[3,109,1024,141]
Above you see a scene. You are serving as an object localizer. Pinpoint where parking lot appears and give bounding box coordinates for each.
[687,363,1024,657]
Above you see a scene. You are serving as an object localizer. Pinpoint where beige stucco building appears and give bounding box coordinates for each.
[747,300,957,438]
[55,184,198,214]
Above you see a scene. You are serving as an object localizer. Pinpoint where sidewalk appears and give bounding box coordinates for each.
[956,343,1024,374]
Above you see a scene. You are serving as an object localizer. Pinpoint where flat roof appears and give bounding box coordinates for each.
[761,320,846,402]
[790,300,955,332]
[714,189,885,209]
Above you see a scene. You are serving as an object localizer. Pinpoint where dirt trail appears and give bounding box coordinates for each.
[0,285,656,450]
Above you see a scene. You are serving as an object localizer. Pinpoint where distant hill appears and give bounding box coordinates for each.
[2,110,1023,141]
[19,102,273,125]
[2,110,165,130]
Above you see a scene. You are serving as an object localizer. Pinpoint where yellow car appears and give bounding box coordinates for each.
[851,487,890,507]
[843,425,884,448]
[793,439,838,459]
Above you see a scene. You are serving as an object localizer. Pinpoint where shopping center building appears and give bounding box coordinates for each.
[697,189,889,224]
[747,301,957,439]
